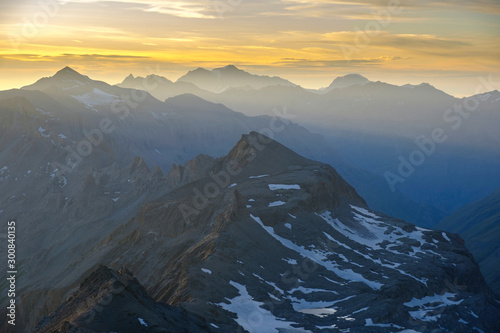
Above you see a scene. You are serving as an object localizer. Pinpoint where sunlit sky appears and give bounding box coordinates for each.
[1,0,499,96]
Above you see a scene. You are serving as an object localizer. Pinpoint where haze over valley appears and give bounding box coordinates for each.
[1,0,499,331]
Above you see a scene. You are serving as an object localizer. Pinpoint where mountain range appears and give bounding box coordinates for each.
[5,131,500,332]
[176,65,297,93]
[117,68,445,228]
[118,66,500,216]
[0,67,499,331]
[5,67,439,226]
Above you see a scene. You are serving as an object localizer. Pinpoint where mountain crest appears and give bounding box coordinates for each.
[177,66,296,92]
[217,64,241,72]
[22,66,93,91]
[52,66,92,82]
[219,131,316,176]
[327,73,370,90]
[122,73,135,83]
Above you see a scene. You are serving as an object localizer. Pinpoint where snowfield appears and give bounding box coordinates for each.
[268,184,301,190]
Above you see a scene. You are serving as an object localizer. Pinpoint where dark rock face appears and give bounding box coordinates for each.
[166,154,216,189]
[31,132,500,333]
[437,187,500,295]
[34,266,210,333]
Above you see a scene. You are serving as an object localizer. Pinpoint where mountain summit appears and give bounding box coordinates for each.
[177,65,297,92]
[219,131,320,175]
[23,66,93,91]
[326,73,370,90]
[52,66,89,80]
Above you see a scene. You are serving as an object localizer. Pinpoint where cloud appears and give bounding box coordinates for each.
[367,33,471,48]
[0,53,151,62]
[63,0,218,19]
[274,55,405,68]
[276,0,500,18]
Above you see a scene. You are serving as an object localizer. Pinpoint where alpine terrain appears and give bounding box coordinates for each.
[20,132,500,332]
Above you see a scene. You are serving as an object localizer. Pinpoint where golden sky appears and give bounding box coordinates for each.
[1,0,499,96]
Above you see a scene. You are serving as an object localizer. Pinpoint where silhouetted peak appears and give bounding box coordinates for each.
[145,74,172,84]
[221,132,317,175]
[218,64,241,72]
[191,67,211,74]
[128,156,150,175]
[53,66,91,82]
[328,74,369,90]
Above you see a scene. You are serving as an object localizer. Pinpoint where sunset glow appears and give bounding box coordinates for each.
[1,0,499,96]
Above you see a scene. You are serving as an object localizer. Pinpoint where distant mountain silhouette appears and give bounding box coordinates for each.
[323,73,370,91]
[176,64,297,92]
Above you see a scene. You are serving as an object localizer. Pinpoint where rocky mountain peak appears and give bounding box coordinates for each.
[120,73,173,88]
[146,73,172,83]
[166,153,216,188]
[53,66,89,81]
[216,64,244,74]
[128,156,150,175]
[120,73,135,84]
[328,73,370,90]
[177,66,296,92]
[22,66,93,91]
[219,131,318,177]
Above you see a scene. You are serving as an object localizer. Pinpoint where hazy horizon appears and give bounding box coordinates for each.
[2,64,500,99]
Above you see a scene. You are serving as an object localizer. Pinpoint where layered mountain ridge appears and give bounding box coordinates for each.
[22,132,500,333]
[176,65,297,93]
[1,67,499,332]
[116,66,500,216]
[1,67,442,228]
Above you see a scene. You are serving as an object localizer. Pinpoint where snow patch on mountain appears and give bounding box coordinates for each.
[250,214,384,290]
[217,281,308,333]
[318,210,426,255]
[404,292,464,322]
[269,184,301,190]
[73,88,117,107]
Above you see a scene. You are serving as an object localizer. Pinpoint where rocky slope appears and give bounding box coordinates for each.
[31,132,500,333]
[437,187,500,295]
[35,266,210,333]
